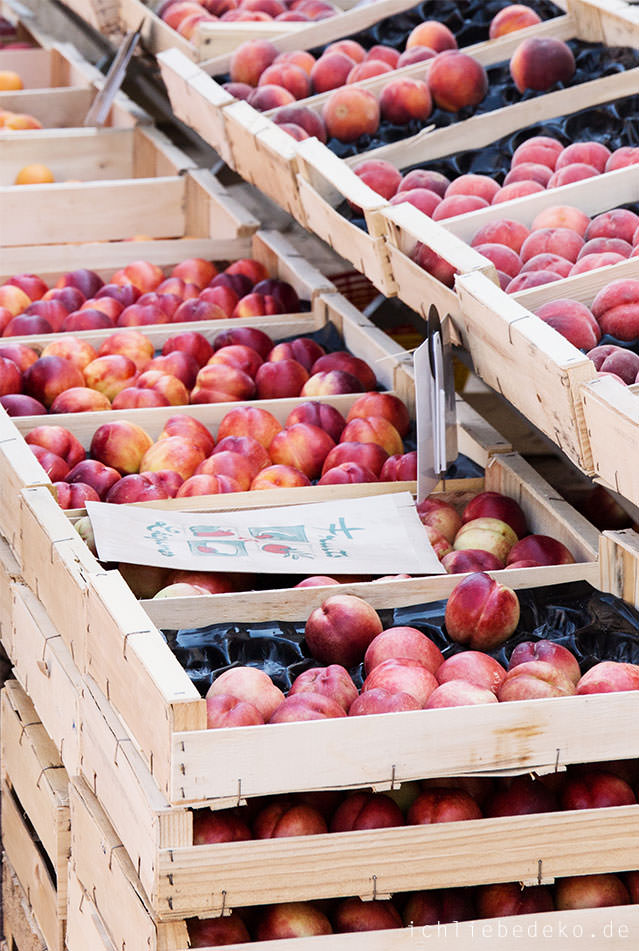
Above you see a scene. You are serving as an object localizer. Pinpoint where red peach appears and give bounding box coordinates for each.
[271,105,327,143]
[206,694,264,728]
[379,77,432,124]
[214,435,270,473]
[347,60,393,83]
[173,299,226,322]
[490,4,541,39]
[25,426,85,468]
[207,344,263,379]
[497,660,576,701]
[407,21,456,52]
[7,273,48,302]
[576,661,639,694]
[195,451,253,490]
[428,51,488,112]
[275,50,316,75]
[446,174,500,203]
[433,194,490,220]
[503,162,553,187]
[334,897,402,933]
[1,395,49,418]
[348,688,420,715]
[254,358,308,399]
[441,549,504,573]
[321,441,388,477]
[29,446,70,482]
[520,228,584,263]
[217,405,282,447]
[487,775,558,817]
[547,162,600,188]
[399,169,450,197]
[111,388,169,409]
[54,481,100,509]
[135,371,189,406]
[470,219,530,253]
[425,681,498,708]
[509,37,575,92]
[380,451,417,481]
[142,470,184,498]
[534,299,601,349]
[268,338,325,373]
[49,387,112,413]
[408,788,482,824]
[111,261,163,294]
[389,187,442,217]
[162,331,214,368]
[579,237,632,259]
[0,344,38,373]
[561,769,636,810]
[305,594,383,667]
[55,268,103,299]
[339,416,403,456]
[269,422,335,479]
[366,44,399,67]
[555,874,630,910]
[364,626,443,676]
[23,356,85,408]
[445,571,520,649]
[318,462,377,484]
[191,363,256,403]
[506,270,564,292]
[417,498,463,543]
[301,370,364,397]
[509,640,580,684]
[289,664,358,712]
[105,475,171,504]
[532,205,591,235]
[606,147,639,171]
[586,209,639,245]
[412,243,457,287]
[66,459,120,500]
[229,38,278,85]
[322,86,380,143]
[269,693,347,722]
[587,345,639,384]
[437,651,507,693]
[506,534,575,566]
[492,180,546,203]
[520,253,573,278]
[311,52,355,94]
[462,491,527,538]
[213,327,274,360]
[176,473,241,496]
[324,39,365,63]
[140,437,206,481]
[362,659,438,706]
[477,882,554,918]
[250,465,310,489]
[556,142,611,173]
[352,158,401,200]
[256,903,332,940]
[330,791,403,832]
[286,401,346,442]
[258,62,310,99]
[207,666,284,720]
[311,352,376,390]
[453,517,518,564]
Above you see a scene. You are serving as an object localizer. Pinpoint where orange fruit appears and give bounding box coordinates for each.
[0,70,23,91]
[15,163,55,185]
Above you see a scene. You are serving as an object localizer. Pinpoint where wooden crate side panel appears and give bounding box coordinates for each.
[0,177,186,246]
[297,176,396,296]
[0,682,69,913]
[85,570,204,797]
[385,240,461,321]
[79,673,187,903]
[171,692,639,803]
[599,528,639,608]
[0,409,51,559]
[19,487,94,669]
[455,271,595,471]
[582,377,639,504]
[69,778,158,951]
[0,128,136,185]
[1,781,63,951]
[9,582,82,778]
[158,805,639,917]
[66,870,117,951]
[567,0,639,44]
[0,48,59,88]
[157,49,235,166]
[485,453,600,562]
[0,86,94,127]
[2,858,47,951]
[184,168,259,241]
[0,533,20,658]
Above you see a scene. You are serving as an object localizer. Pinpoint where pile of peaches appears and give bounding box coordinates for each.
[186,861,638,944]
[224,6,577,143]
[158,0,339,42]
[0,318,383,416]
[0,257,303,341]
[22,387,413,507]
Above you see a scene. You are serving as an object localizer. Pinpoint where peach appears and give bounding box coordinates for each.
[428,50,488,112]
[217,405,282,447]
[305,594,383,667]
[492,180,546,203]
[547,162,600,188]
[334,897,402,933]
[389,187,442,217]
[106,475,172,504]
[227,255,271,283]
[587,345,639,384]
[176,473,240,496]
[509,37,575,92]
[407,21,457,52]
[0,355,22,396]
[163,332,213,368]
[579,237,632,259]
[318,462,378,484]
[441,549,503,573]
[487,775,558,817]
[254,358,307,399]
[250,464,310,489]
[349,688,420,716]
[195,450,253,490]
[490,5,541,39]
[331,791,403,832]
[0,343,38,373]
[253,278,300,313]
[22,356,85,408]
[49,387,111,413]
[171,257,216,287]
[30,446,70,481]
[173,299,226,323]
[399,169,450,197]
[191,363,256,403]
[96,283,140,307]
[366,44,399,68]
[606,146,639,171]
[207,666,284,720]
[591,278,639,318]
[89,422,153,475]
[269,693,346,722]
[301,369,364,396]
[379,77,432,124]
[207,344,263,380]
[347,59,393,83]
[477,882,554,918]
[454,517,518,564]
[140,436,206,481]
[503,162,553,187]
[66,460,121,500]
[275,50,316,75]
[214,328,274,362]
[258,62,310,99]
[311,352,376,390]
[214,435,270,473]
[144,352,199,389]
[271,105,327,142]
[561,769,636,810]
[364,626,443,676]
[346,392,410,437]
[111,261,163,294]
[535,299,601,349]
[142,470,184,498]
[111,388,169,409]
[470,218,530,253]
[411,242,456,286]
[403,888,476,927]
[295,576,339,588]
[506,269,565,292]
[256,903,332,941]
[285,401,346,442]
[497,660,576,700]
[322,86,380,143]
[206,694,264,728]
[134,370,189,406]
[83,354,137,401]
[363,659,438,706]
[437,651,507,693]
[63,308,115,332]
[378,450,416,482]
[289,664,358,712]
[321,441,388,477]
[586,209,639,244]
[3,313,55,336]
[339,416,403,456]
[521,253,572,277]
[433,194,489,219]
[324,39,365,63]
[576,661,639,694]
[506,534,575,566]
[352,158,401,200]
[445,571,520,649]
[25,426,85,468]
[555,874,629,910]
[426,680,498,708]
[268,338,325,372]
[269,422,335,478]
[229,38,278,85]
[520,227,584,263]
[311,52,355,94]
[417,498,462,543]
[446,174,501,204]
[54,481,100,509]
[474,243,522,278]
[408,788,482,824]
[56,269,103,299]
[556,142,611,173]
[192,808,251,845]
[462,491,527,539]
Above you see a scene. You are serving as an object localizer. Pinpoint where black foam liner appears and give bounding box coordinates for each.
[164,580,639,698]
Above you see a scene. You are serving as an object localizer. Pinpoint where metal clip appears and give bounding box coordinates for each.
[36,764,63,789]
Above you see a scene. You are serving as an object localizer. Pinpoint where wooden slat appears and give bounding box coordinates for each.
[0,85,94,126]
[1,780,63,951]
[599,527,639,609]
[66,871,116,951]
[0,176,186,246]
[0,408,51,562]
[2,858,47,951]
[9,581,83,778]
[1,682,69,916]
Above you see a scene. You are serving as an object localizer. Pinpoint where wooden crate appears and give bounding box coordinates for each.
[0,681,70,946]
[63,0,419,65]
[69,773,639,951]
[0,41,146,130]
[77,664,639,922]
[65,869,116,951]
[15,443,606,808]
[0,123,195,188]
[2,858,47,951]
